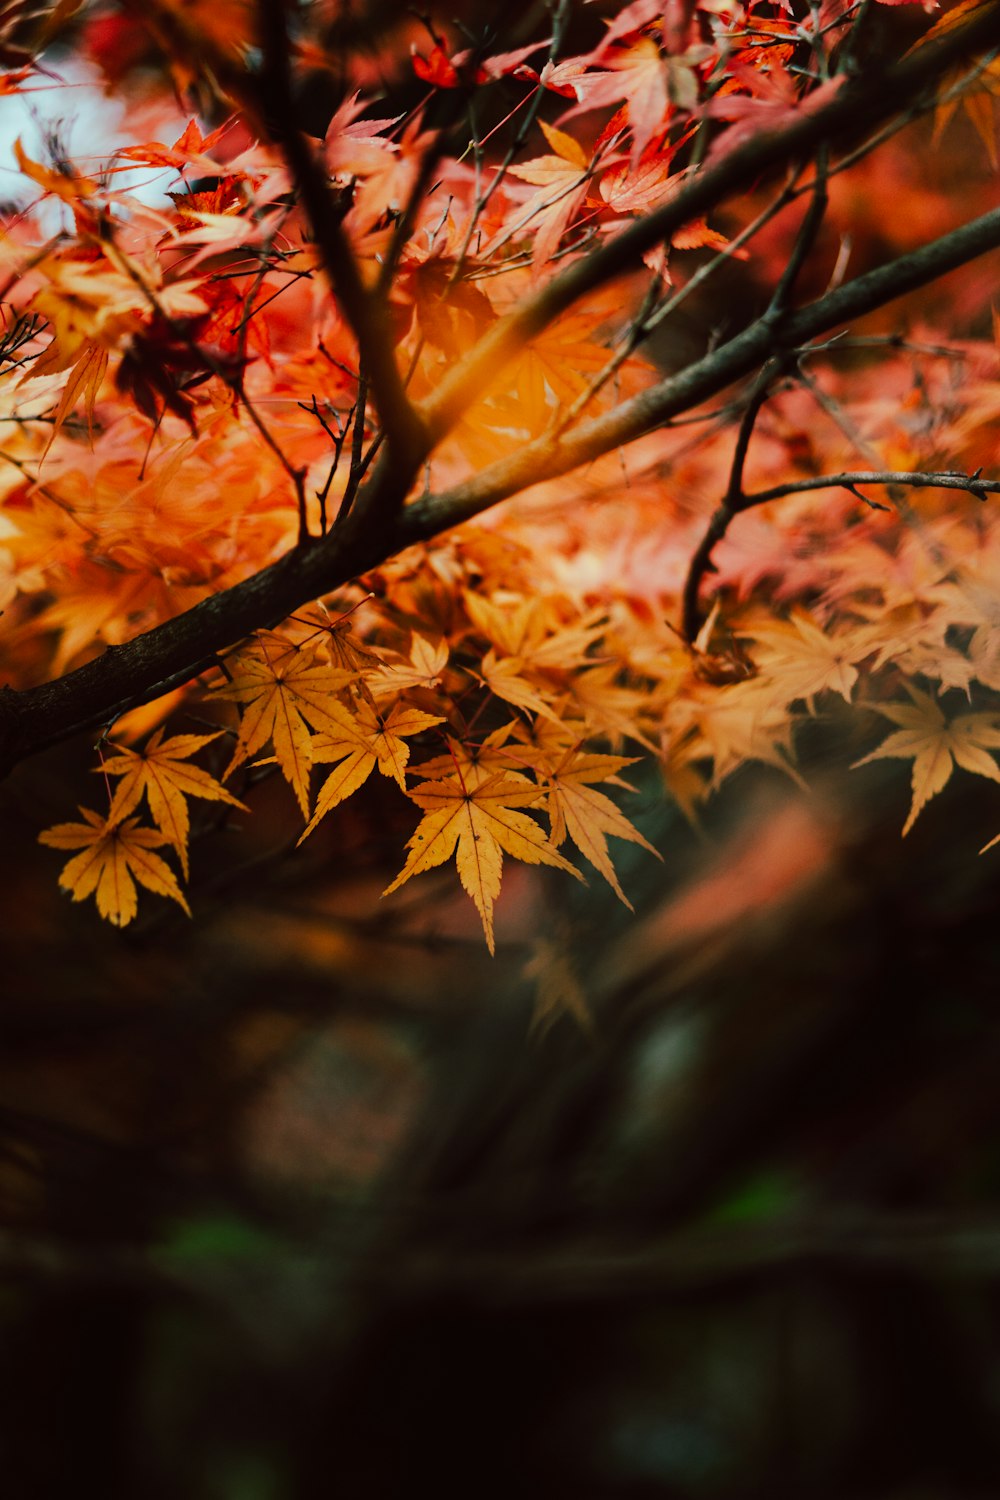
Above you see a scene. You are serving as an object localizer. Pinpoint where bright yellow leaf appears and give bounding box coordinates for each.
[214,635,356,816]
[299,700,443,841]
[39,807,190,927]
[538,749,660,907]
[854,687,1000,835]
[101,728,247,879]
[383,771,583,954]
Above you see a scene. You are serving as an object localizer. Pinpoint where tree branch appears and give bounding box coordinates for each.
[251,0,426,474]
[3,201,999,779]
[418,0,1000,443]
[745,469,1000,506]
[682,469,1000,641]
[403,205,1000,540]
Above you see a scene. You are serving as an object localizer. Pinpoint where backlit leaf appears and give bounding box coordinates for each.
[39,808,190,926]
[384,772,583,954]
[854,688,1000,835]
[102,728,247,878]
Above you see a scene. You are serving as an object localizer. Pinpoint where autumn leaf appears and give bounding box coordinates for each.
[299,699,443,841]
[28,254,206,375]
[488,311,628,433]
[409,724,532,789]
[570,662,658,748]
[368,634,449,696]
[678,678,804,789]
[585,32,712,155]
[853,688,1000,835]
[13,137,97,206]
[537,748,660,906]
[525,929,593,1036]
[478,648,563,722]
[153,0,256,59]
[506,119,594,267]
[37,338,108,460]
[324,618,386,676]
[39,807,190,926]
[214,637,356,816]
[384,771,584,954]
[102,728,247,878]
[741,609,868,708]
[113,117,230,174]
[463,591,607,669]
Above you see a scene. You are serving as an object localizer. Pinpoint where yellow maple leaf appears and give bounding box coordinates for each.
[741,609,866,708]
[213,635,356,816]
[677,678,803,788]
[368,634,449,697]
[537,749,660,907]
[525,929,593,1037]
[39,807,190,927]
[463,591,607,670]
[383,771,583,954]
[478,648,564,722]
[569,662,657,748]
[299,700,443,841]
[101,729,247,879]
[853,687,1000,835]
[408,724,533,789]
[28,254,205,375]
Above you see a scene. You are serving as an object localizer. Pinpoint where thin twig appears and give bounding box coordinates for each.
[744,468,1000,506]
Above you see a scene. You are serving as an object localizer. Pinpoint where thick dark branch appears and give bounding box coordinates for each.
[252,0,425,473]
[419,0,1000,442]
[3,206,999,778]
[0,526,387,777]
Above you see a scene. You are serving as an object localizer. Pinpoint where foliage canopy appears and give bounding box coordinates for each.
[1,0,1000,951]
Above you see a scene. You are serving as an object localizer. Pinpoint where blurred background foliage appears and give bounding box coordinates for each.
[3,715,1000,1498]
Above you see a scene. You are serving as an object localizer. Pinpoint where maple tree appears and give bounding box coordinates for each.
[0,0,998,957]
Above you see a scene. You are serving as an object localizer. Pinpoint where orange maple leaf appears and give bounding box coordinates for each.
[486,312,629,433]
[214,636,356,816]
[384,771,583,954]
[13,137,97,206]
[537,748,660,906]
[853,687,1000,835]
[39,807,190,927]
[368,634,449,696]
[153,0,256,58]
[40,339,108,459]
[101,728,247,878]
[506,120,594,268]
[741,609,868,709]
[299,699,443,841]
